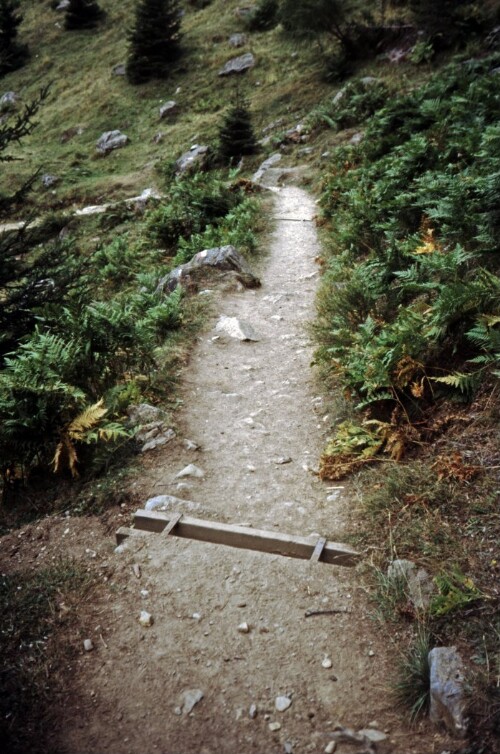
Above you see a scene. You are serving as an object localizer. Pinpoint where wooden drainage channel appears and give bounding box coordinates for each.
[116,510,360,567]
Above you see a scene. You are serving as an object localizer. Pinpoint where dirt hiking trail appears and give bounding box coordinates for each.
[36,179,453,754]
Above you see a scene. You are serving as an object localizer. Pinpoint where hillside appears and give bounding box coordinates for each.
[1,1,500,753]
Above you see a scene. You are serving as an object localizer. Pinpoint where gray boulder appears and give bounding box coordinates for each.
[111,63,126,76]
[175,144,209,174]
[96,130,129,155]
[41,174,59,189]
[229,33,247,48]
[127,403,167,426]
[0,91,18,111]
[218,52,255,76]
[429,646,467,738]
[252,152,281,183]
[159,100,178,120]
[215,316,260,341]
[387,559,435,611]
[157,245,260,293]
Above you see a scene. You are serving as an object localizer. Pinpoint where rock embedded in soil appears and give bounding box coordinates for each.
[237,622,250,633]
[96,130,129,155]
[358,728,387,742]
[275,695,292,712]
[218,52,255,76]
[387,558,435,610]
[429,646,467,737]
[83,639,94,652]
[249,703,257,719]
[157,244,260,294]
[215,316,260,341]
[181,688,204,714]
[175,464,205,479]
[139,611,153,627]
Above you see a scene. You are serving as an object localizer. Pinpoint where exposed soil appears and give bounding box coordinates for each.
[1,178,455,754]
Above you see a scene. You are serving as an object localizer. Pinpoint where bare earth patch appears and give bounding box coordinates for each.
[2,184,454,754]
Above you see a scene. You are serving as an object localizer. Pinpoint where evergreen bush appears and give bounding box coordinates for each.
[126,0,183,85]
[64,0,104,31]
[0,0,28,78]
[218,96,257,164]
[246,0,279,32]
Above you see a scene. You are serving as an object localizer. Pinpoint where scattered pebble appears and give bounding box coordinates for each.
[192,612,202,621]
[139,611,154,627]
[275,695,292,712]
[83,639,94,652]
[368,649,375,657]
[140,589,149,599]
[175,463,205,479]
[284,743,293,754]
[322,657,333,669]
[269,722,281,732]
[132,564,141,579]
[249,703,257,719]
[181,688,204,714]
[237,622,250,634]
[324,742,336,754]
[236,600,247,607]
[358,729,388,742]
[273,456,292,465]
[183,439,200,451]
[174,706,182,716]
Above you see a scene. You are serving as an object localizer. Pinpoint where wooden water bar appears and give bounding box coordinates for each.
[116,510,360,567]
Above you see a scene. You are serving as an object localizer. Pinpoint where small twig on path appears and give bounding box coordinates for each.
[304,608,351,617]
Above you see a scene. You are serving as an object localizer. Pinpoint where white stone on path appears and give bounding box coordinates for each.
[215,316,260,341]
[175,464,205,479]
[275,695,292,712]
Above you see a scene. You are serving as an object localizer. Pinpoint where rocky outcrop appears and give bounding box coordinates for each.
[157,245,260,294]
[96,130,129,155]
[218,52,255,76]
[175,144,210,174]
[429,646,467,738]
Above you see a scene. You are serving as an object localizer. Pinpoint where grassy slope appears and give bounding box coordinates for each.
[3,0,332,211]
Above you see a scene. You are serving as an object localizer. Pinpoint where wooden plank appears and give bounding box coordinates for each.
[162,512,182,536]
[116,526,144,545]
[310,537,327,563]
[127,510,360,567]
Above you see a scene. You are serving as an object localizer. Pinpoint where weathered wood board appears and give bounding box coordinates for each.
[116,510,360,567]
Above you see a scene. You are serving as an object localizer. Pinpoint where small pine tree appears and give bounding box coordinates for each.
[218,94,257,164]
[408,0,478,41]
[126,0,183,85]
[0,0,28,78]
[64,0,104,31]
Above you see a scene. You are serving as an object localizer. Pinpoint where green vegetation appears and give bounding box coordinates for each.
[0,168,258,490]
[316,55,500,474]
[393,628,432,721]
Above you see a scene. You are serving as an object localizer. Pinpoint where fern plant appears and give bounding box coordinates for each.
[53,399,130,477]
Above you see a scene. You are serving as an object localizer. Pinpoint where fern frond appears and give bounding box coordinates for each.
[432,372,477,394]
[53,436,79,477]
[67,399,107,440]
